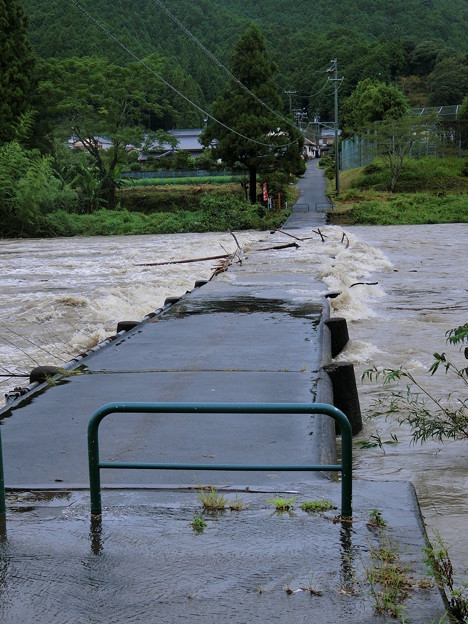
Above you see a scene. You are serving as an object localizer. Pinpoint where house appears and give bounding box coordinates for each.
[68,136,135,152]
[139,129,209,162]
[304,137,319,158]
[69,136,113,150]
[320,128,342,147]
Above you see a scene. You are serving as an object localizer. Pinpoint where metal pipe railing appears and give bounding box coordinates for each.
[88,402,352,517]
[0,427,6,517]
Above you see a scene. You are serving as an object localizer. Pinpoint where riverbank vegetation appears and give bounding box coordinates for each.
[363,324,468,443]
[328,157,468,225]
[37,194,288,238]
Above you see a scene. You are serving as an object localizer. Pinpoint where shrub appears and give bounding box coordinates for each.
[363,324,468,443]
[363,162,383,175]
[319,153,334,168]
[0,141,79,237]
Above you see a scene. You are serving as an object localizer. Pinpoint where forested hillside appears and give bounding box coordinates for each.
[22,0,468,117]
[23,0,468,60]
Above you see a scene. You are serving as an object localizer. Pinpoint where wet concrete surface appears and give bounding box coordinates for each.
[1,293,331,486]
[1,482,445,623]
[0,162,446,621]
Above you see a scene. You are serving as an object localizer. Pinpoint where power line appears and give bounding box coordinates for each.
[67,0,302,149]
[151,0,299,132]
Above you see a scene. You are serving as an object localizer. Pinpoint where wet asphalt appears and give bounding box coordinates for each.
[0,161,446,622]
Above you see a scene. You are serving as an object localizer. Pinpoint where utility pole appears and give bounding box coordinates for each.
[327,59,343,195]
[284,89,296,114]
[313,112,320,155]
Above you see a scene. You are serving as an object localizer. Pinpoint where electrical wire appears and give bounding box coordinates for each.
[67,0,302,149]
[2,326,67,362]
[151,0,299,132]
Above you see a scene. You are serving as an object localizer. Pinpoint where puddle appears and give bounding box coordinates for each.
[161,296,324,321]
[0,487,445,623]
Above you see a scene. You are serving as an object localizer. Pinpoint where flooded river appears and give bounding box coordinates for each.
[0,224,467,582]
[330,223,468,585]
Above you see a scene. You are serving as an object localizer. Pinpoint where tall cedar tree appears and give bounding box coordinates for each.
[202,25,303,204]
[0,0,35,144]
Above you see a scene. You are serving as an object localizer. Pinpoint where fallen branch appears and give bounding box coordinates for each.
[312,228,326,242]
[276,228,328,242]
[275,229,303,241]
[350,282,379,288]
[210,257,232,279]
[136,254,231,267]
[256,242,300,251]
[229,231,242,252]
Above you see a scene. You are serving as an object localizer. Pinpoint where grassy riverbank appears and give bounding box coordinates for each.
[38,192,289,237]
[328,157,468,225]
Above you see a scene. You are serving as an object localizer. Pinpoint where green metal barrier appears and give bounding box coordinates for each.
[88,402,352,517]
[291,203,310,212]
[0,427,6,516]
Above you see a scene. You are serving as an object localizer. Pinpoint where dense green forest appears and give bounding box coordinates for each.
[22,0,468,118]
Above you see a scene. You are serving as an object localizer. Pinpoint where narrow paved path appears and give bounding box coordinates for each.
[287,159,328,228]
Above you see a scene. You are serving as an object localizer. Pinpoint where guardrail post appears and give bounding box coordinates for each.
[0,427,6,517]
[336,407,353,518]
[88,409,104,515]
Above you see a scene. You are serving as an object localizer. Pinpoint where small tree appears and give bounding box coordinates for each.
[38,56,175,209]
[363,324,468,443]
[342,79,409,136]
[202,25,303,204]
[375,117,432,192]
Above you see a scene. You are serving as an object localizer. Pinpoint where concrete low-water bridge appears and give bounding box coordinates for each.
[0,162,445,623]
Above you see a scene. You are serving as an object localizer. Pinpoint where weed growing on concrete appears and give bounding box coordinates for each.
[368,508,387,527]
[43,367,82,387]
[197,486,228,511]
[301,499,335,513]
[190,514,207,532]
[370,540,398,564]
[304,574,324,596]
[423,532,468,623]
[284,578,294,594]
[228,495,244,511]
[366,539,410,619]
[266,495,295,511]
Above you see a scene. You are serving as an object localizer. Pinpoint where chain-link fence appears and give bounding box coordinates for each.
[341,119,467,170]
